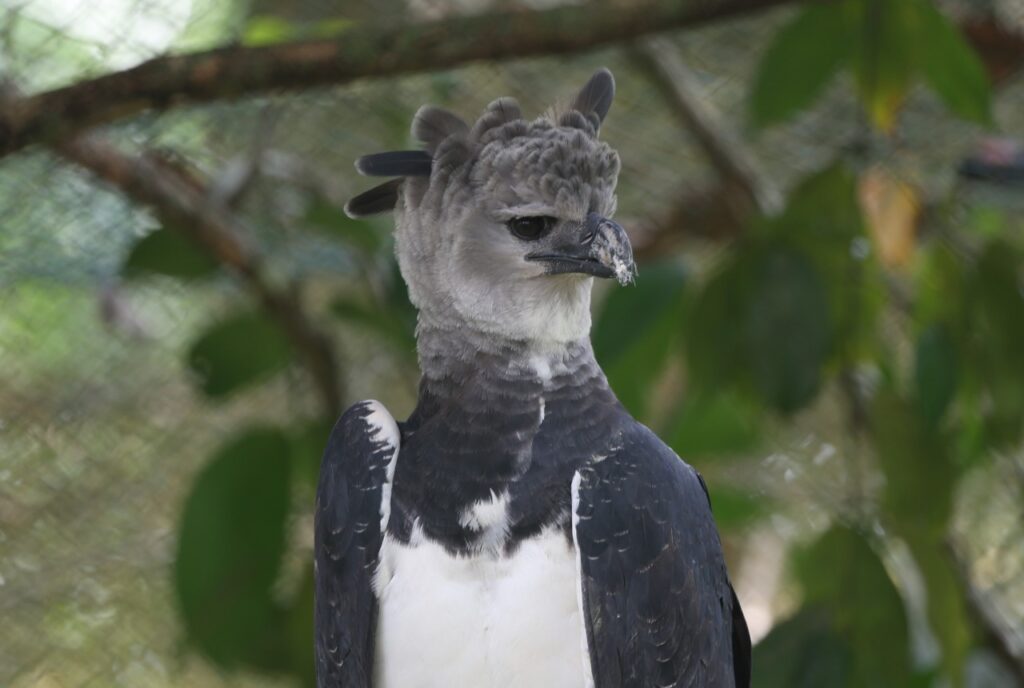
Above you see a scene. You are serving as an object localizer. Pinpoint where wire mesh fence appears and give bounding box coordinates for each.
[2,0,1024,686]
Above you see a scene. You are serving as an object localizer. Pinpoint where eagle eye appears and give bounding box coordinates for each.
[507,216,555,241]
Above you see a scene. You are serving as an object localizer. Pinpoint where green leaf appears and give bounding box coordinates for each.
[242,16,298,46]
[668,392,761,459]
[686,241,832,414]
[774,165,864,260]
[593,262,687,419]
[850,0,915,131]
[771,164,879,359]
[311,18,353,39]
[967,205,1008,238]
[970,242,1024,357]
[750,0,991,130]
[749,2,852,127]
[707,487,769,531]
[286,565,316,687]
[174,427,292,670]
[289,419,333,490]
[242,15,352,47]
[686,254,751,397]
[796,525,912,687]
[872,391,956,535]
[909,0,991,125]
[331,296,416,358]
[122,227,219,280]
[903,536,973,687]
[753,607,851,688]
[593,262,686,363]
[304,196,384,255]
[966,241,1024,447]
[743,243,832,413]
[914,323,958,426]
[187,311,293,399]
[915,243,968,330]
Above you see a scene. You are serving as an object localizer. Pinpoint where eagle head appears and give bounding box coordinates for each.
[346,69,634,345]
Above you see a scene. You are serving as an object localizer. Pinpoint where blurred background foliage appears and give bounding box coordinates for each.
[1,0,1024,686]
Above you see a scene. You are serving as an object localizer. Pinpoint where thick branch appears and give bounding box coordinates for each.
[0,0,800,158]
[58,136,343,419]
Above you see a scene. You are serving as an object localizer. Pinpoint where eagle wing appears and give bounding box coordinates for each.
[314,400,400,688]
[572,423,750,688]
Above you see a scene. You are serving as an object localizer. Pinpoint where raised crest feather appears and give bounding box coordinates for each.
[355,150,433,178]
[344,179,403,218]
[469,97,524,140]
[571,68,615,126]
[345,69,617,216]
[412,106,469,153]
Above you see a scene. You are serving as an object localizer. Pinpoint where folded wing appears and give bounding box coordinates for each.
[314,400,400,688]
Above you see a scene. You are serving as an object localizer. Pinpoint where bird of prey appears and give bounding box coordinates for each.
[315,68,750,688]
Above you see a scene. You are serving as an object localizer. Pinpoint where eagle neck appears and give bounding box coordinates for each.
[414,316,607,396]
[393,316,624,549]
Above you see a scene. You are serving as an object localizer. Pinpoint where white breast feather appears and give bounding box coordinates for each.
[363,400,400,534]
[572,471,596,688]
[374,522,590,688]
[458,490,511,553]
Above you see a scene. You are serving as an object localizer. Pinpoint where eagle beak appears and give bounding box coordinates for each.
[526,213,636,285]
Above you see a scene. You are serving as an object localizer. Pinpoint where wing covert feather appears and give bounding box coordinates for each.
[574,424,749,688]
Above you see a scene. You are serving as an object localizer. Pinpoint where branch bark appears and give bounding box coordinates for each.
[57,136,343,419]
[0,0,801,159]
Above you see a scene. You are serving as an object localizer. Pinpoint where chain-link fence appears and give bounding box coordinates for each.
[3,0,1024,686]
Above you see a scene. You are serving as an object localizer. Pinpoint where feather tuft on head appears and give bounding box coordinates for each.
[571,68,615,126]
[344,178,404,218]
[412,106,469,154]
[345,68,617,218]
[470,98,524,141]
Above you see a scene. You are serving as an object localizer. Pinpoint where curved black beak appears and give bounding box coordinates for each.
[526,213,636,285]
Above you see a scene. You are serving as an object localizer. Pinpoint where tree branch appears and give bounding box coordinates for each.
[947,540,1024,686]
[963,16,1024,86]
[0,0,802,159]
[628,12,1024,260]
[631,38,781,217]
[57,136,343,419]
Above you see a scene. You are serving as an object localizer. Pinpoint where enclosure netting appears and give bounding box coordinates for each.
[2,0,1023,685]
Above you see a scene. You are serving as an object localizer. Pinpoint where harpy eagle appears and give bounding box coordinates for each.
[314,69,751,688]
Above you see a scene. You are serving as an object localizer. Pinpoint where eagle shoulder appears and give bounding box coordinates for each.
[314,400,400,688]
